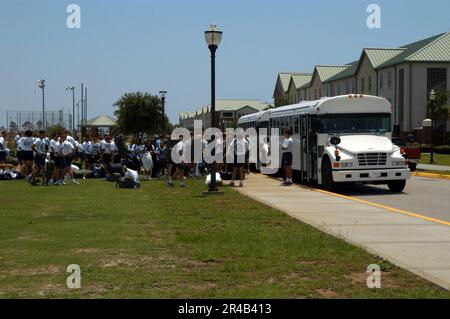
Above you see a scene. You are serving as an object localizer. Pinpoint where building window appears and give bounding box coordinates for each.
[379,73,384,89]
[388,71,392,88]
[222,112,233,118]
[337,84,341,95]
[427,68,447,93]
[346,80,349,94]
[368,76,372,92]
[315,89,317,100]
[361,78,365,92]
[319,88,322,98]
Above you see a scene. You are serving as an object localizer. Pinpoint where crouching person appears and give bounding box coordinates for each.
[31,130,48,186]
[116,167,140,189]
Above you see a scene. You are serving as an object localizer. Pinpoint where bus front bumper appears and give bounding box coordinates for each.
[332,168,410,183]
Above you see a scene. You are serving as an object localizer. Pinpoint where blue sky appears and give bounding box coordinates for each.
[0,0,449,127]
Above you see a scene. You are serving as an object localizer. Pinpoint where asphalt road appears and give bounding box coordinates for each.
[336,176,450,223]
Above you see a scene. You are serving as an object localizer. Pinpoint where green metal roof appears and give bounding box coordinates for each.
[277,72,306,93]
[378,32,447,68]
[87,114,116,127]
[315,65,349,82]
[325,61,359,82]
[407,32,450,62]
[290,73,312,90]
[215,99,270,111]
[181,100,271,119]
[365,48,406,68]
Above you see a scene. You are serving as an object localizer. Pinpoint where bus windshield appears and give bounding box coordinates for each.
[319,113,391,134]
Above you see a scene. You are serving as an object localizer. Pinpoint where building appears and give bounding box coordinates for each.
[273,73,302,107]
[286,73,312,104]
[180,99,272,129]
[86,114,117,136]
[273,32,450,133]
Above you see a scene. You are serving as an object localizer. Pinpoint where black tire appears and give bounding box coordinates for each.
[408,162,417,172]
[321,157,334,190]
[387,180,406,193]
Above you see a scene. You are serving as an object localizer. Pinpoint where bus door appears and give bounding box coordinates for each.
[300,114,308,182]
[308,116,318,182]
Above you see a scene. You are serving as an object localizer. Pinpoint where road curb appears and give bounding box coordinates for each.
[413,171,450,180]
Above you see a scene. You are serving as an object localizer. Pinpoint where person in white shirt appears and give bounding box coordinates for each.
[100,135,117,170]
[91,136,100,163]
[83,139,94,169]
[0,131,7,164]
[227,130,249,187]
[168,135,187,188]
[61,131,79,185]
[15,134,22,165]
[19,130,35,176]
[51,135,64,185]
[281,128,294,186]
[31,130,48,185]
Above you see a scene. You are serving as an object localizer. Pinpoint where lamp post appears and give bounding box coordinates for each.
[37,79,46,130]
[160,90,167,137]
[429,89,436,164]
[204,23,223,194]
[66,86,75,135]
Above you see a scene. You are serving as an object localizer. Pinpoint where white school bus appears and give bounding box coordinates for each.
[238,95,410,192]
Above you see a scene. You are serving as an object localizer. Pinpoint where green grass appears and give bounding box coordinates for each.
[420,153,450,166]
[0,179,449,299]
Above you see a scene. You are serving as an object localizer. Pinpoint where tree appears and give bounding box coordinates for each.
[9,121,18,132]
[428,90,449,145]
[114,92,171,136]
[46,125,66,137]
[274,96,290,108]
[22,121,34,131]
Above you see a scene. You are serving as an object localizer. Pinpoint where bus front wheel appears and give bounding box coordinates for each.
[321,158,334,191]
[387,180,406,193]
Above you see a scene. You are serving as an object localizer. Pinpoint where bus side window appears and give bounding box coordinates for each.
[294,116,299,134]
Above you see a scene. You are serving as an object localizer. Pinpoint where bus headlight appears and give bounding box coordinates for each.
[392,160,406,167]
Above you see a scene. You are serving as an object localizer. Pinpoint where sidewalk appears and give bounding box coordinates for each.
[417,163,450,172]
[237,174,450,290]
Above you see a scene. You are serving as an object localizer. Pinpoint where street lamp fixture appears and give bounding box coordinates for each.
[66,86,76,135]
[37,79,46,130]
[159,90,167,137]
[429,89,436,164]
[204,23,223,195]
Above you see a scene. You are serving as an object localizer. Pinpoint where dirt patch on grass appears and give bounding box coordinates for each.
[73,248,100,255]
[2,265,62,277]
[101,254,155,269]
[316,288,340,298]
[16,234,47,241]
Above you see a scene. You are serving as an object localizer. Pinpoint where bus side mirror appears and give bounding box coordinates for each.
[330,137,341,146]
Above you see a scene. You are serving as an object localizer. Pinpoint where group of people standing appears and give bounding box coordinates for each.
[5,130,119,186]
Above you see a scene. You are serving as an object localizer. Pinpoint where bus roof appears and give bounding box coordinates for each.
[238,95,392,124]
[270,95,391,117]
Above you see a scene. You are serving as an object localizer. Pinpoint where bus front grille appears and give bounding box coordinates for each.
[357,153,387,166]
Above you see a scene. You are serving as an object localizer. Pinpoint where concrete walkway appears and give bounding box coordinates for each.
[417,163,450,172]
[237,174,450,290]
